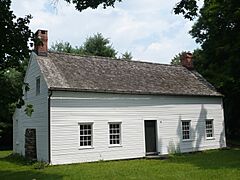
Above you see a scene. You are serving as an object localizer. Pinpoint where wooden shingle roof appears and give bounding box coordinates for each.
[36,52,222,97]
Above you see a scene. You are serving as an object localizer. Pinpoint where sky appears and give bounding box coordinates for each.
[11,0,199,64]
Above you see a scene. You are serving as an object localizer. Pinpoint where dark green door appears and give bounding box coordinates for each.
[145,120,157,155]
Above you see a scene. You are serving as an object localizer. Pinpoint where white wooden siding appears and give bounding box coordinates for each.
[50,91,226,165]
[12,53,49,162]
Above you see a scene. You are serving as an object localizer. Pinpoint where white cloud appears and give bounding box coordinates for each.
[11,0,199,64]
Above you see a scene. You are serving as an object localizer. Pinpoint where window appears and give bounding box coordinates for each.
[79,124,92,147]
[36,77,40,95]
[206,119,214,139]
[182,121,191,140]
[109,123,121,145]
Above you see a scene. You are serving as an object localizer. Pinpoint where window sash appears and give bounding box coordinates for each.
[182,121,191,140]
[205,119,213,138]
[79,124,92,147]
[109,123,121,145]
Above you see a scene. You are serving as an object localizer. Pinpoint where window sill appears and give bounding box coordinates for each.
[206,137,215,140]
[78,146,94,150]
[182,139,193,142]
[108,145,122,148]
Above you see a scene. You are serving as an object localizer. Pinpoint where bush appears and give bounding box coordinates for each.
[33,161,48,169]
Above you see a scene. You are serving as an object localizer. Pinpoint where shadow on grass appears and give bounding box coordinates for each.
[0,153,35,166]
[0,152,63,180]
[168,148,240,170]
[0,169,63,180]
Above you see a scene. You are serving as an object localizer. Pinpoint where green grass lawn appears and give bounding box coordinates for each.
[0,149,240,180]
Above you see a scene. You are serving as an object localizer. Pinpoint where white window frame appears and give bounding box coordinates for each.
[181,120,191,141]
[36,76,40,95]
[109,122,122,147]
[79,123,93,149]
[205,119,214,140]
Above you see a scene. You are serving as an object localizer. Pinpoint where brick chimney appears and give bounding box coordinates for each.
[34,30,48,56]
[180,52,193,70]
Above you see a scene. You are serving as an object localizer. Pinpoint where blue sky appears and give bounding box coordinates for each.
[11,0,199,64]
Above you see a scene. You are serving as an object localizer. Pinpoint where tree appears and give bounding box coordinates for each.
[50,41,73,53]
[50,41,84,54]
[0,0,33,71]
[51,36,134,60]
[51,33,118,58]
[170,51,188,65]
[173,0,199,21]
[63,0,122,12]
[81,33,117,58]
[174,0,240,139]
[0,68,25,148]
[121,51,132,60]
[0,0,33,148]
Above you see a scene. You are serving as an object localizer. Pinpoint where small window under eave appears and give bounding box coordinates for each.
[36,76,40,95]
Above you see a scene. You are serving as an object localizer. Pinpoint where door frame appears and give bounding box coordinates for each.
[143,119,158,155]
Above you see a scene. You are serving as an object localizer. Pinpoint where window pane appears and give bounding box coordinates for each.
[36,77,40,95]
[205,120,213,138]
[182,121,190,140]
[109,123,121,145]
[79,123,92,147]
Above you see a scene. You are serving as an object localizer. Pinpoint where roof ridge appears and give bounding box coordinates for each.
[48,50,118,61]
[36,51,222,97]
[47,51,180,68]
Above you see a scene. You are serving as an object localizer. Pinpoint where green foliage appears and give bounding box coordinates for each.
[0,0,33,71]
[24,104,34,117]
[0,149,240,179]
[0,68,25,148]
[64,0,122,12]
[170,51,187,65]
[0,0,32,148]
[50,33,118,58]
[121,51,132,60]
[174,0,240,138]
[4,153,34,165]
[50,41,83,54]
[174,0,199,20]
[33,161,48,170]
[3,152,48,169]
[50,41,72,53]
[82,33,117,58]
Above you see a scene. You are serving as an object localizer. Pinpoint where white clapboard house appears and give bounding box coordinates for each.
[13,30,226,165]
